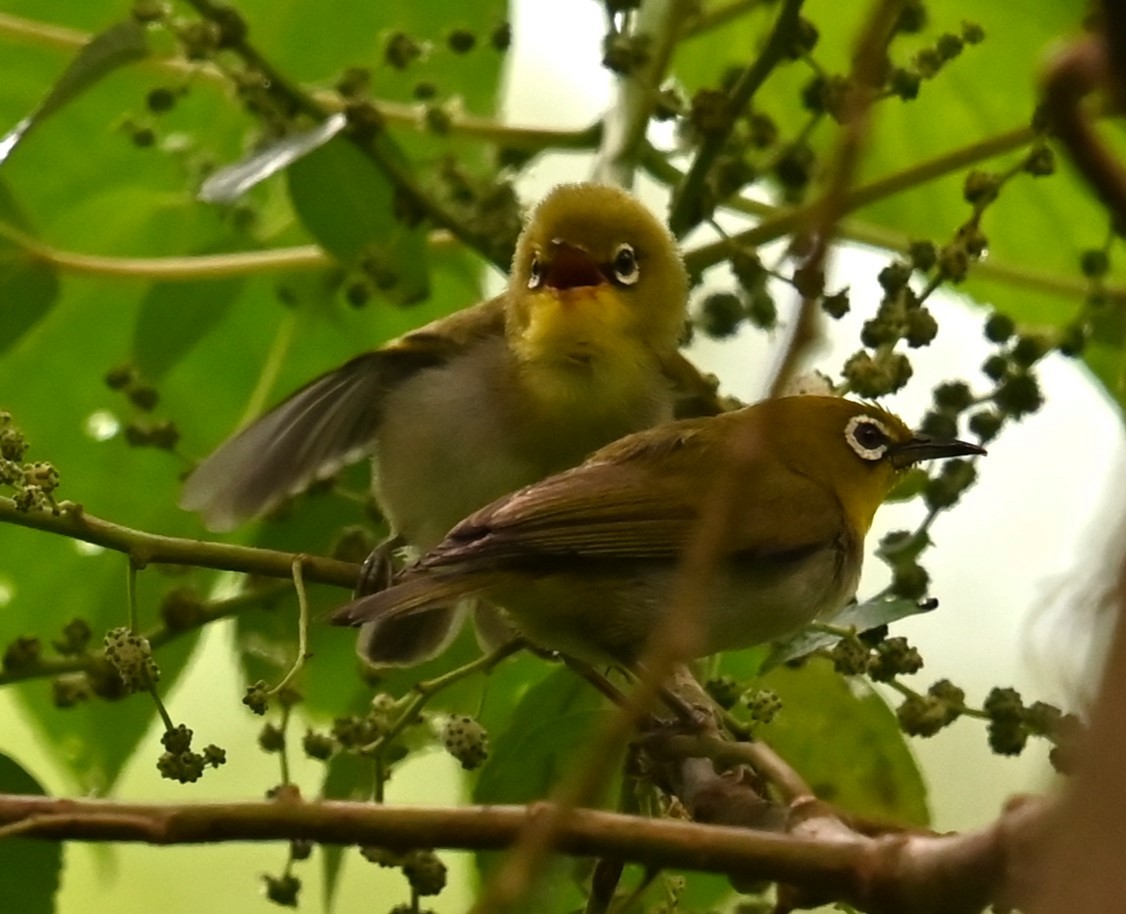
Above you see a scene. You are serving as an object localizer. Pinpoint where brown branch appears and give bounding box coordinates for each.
[1041,34,1126,230]
[0,792,1054,913]
[668,0,806,236]
[681,124,1036,276]
[767,0,902,399]
[0,497,358,588]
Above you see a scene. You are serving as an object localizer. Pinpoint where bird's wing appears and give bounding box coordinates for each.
[180,297,507,530]
[419,416,844,567]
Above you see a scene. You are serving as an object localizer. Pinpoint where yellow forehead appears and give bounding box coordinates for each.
[520,183,674,256]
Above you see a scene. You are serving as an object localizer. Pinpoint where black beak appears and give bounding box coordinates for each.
[889,434,986,469]
[543,240,606,290]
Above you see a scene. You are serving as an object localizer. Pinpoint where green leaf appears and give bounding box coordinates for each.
[0,753,62,914]
[761,597,930,671]
[474,667,615,806]
[758,662,929,826]
[131,255,247,381]
[0,179,59,354]
[0,20,148,166]
[287,135,429,305]
[473,667,616,912]
[320,752,377,910]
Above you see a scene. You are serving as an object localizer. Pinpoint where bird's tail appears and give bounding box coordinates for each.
[329,573,485,629]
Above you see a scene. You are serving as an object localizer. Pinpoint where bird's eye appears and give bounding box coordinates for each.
[844,415,891,461]
[527,255,544,290]
[610,243,640,287]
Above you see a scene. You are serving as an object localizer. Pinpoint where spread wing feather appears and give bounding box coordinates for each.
[181,297,506,530]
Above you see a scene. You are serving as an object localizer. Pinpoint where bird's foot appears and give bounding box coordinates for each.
[354,533,407,597]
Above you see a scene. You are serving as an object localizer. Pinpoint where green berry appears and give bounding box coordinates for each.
[263,873,300,907]
[891,562,930,600]
[981,354,1008,381]
[983,312,1015,343]
[1023,146,1055,176]
[385,32,421,69]
[447,29,476,53]
[302,729,335,761]
[103,627,160,692]
[877,261,913,294]
[402,849,447,896]
[258,723,285,753]
[1080,249,1109,278]
[935,33,964,61]
[919,411,958,440]
[1011,334,1049,367]
[968,409,1003,442]
[905,307,938,347]
[963,170,1000,206]
[744,688,782,723]
[868,637,923,682]
[933,381,974,413]
[993,371,1043,417]
[821,289,850,318]
[440,715,488,770]
[698,292,745,338]
[162,724,193,754]
[705,675,741,710]
[830,638,869,676]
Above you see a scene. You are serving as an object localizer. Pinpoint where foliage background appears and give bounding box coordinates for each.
[0,0,1124,911]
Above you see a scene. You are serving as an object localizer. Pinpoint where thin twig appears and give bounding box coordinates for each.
[267,558,311,698]
[680,124,1037,275]
[668,0,806,236]
[766,0,903,399]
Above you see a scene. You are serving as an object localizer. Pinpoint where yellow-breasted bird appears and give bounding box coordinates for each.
[331,396,985,665]
[181,182,705,664]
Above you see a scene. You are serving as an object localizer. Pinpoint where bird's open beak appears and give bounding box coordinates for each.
[889,434,986,468]
[543,240,607,290]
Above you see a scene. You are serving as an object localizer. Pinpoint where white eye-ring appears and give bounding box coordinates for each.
[845,415,891,461]
[610,243,640,286]
[527,255,544,290]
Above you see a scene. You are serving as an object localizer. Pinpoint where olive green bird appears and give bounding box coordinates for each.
[331,396,984,665]
[181,182,708,664]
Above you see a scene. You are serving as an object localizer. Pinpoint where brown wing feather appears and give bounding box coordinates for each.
[415,411,845,568]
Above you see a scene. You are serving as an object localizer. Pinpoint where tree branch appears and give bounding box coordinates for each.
[0,498,358,588]
[592,0,695,187]
[0,791,1054,914]
[0,582,289,687]
[681,124,1037,275]
[668,0,805,236]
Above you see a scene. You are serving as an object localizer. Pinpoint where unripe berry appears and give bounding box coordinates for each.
[440,715,488,770]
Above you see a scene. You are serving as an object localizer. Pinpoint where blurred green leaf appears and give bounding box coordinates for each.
[674,2,1126,408]
[0,753,62,914]
[758,662,929,826]
[287,135,429,305]
[131,255,246,381]
[473,667,616,912]
[0,179,59,354]
[0,20,147,166]
[320,752,377,910]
